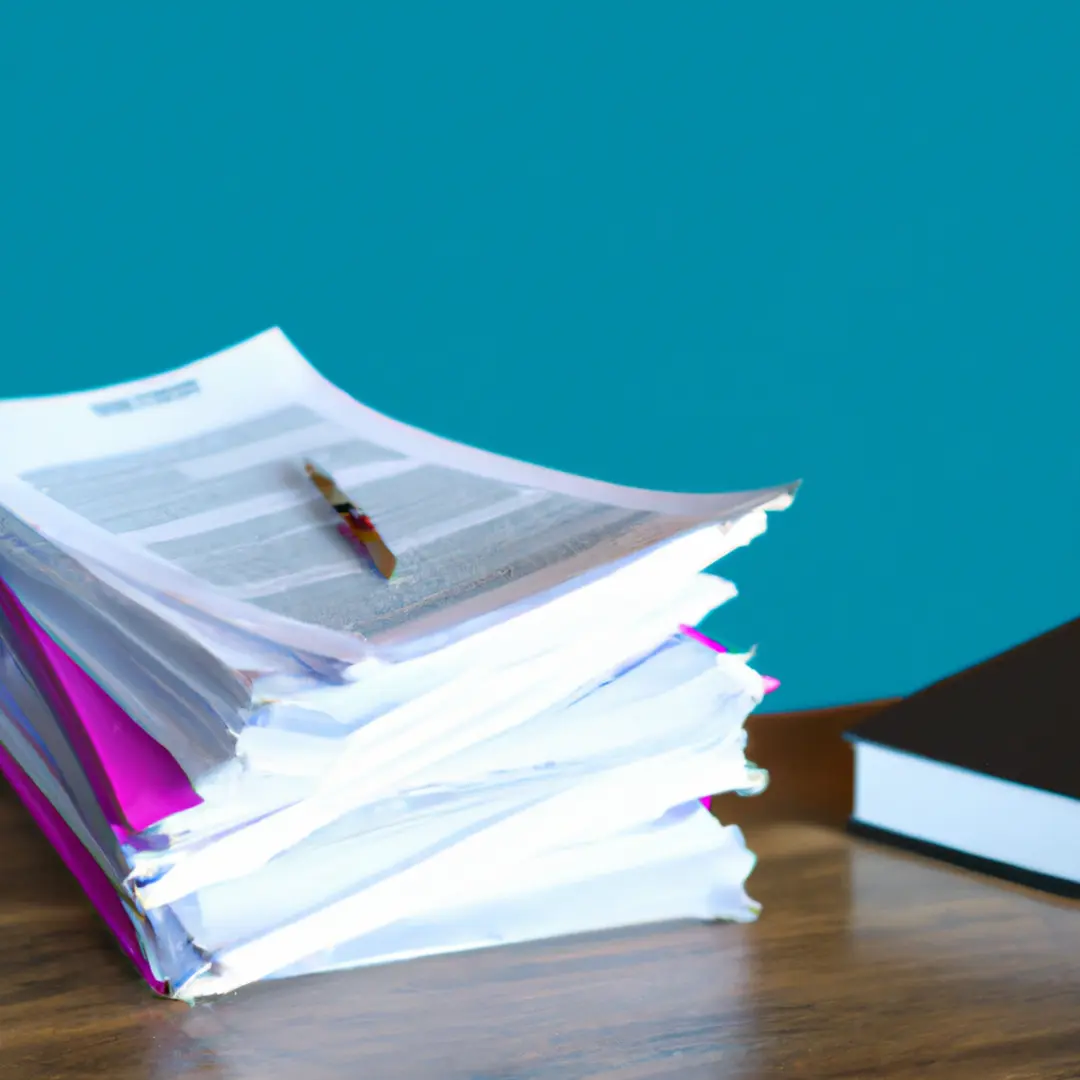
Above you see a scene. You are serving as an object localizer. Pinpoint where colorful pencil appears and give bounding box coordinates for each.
[303,461,397,580]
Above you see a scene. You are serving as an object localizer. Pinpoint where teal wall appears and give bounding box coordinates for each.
[2,6,1078,711]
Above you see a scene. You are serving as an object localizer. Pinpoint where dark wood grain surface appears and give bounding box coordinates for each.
[3,705,1080,1079]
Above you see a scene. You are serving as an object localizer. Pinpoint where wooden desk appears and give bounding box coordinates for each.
[3,708,1080,1079]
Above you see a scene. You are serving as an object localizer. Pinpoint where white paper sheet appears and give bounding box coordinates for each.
[0,328,797,664]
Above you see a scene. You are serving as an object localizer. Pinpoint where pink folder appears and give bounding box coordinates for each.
[0,735,168,993]
[0,578,199,835]
[0,576,199,991]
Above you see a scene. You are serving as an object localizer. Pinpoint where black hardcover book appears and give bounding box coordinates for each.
[846,618,1080,897]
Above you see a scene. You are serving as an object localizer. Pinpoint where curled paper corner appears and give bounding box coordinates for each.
[764,479,802,512]
[725,649,757,671]
[736,763,770,798]
[677,626,778,695]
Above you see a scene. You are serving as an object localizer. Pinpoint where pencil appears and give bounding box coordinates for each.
[303,461,397,580]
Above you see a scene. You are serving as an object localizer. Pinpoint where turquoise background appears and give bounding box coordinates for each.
[2,6,1077,711]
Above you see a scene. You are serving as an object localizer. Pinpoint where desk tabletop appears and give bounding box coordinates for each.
[2,784,1080,1079]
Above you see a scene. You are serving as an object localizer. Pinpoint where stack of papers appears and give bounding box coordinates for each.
[0,329,797,1000]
